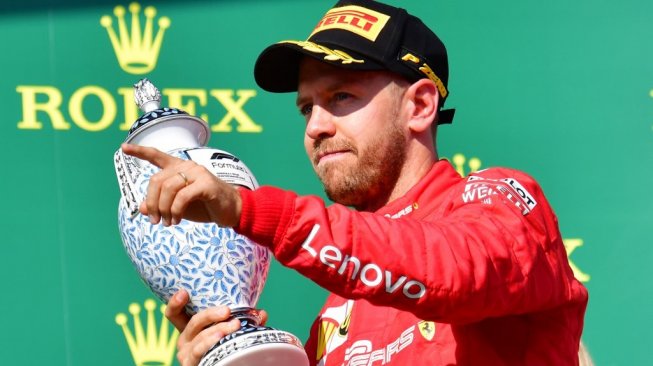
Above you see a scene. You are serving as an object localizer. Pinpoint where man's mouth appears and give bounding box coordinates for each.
[316,149,351,165]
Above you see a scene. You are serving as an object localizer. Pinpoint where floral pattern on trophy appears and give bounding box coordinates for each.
[117,148,270,315]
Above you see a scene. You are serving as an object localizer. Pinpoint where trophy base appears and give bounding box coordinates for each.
[198,326,309,366]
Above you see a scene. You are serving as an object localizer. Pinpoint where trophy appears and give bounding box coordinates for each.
[114,79,309,366]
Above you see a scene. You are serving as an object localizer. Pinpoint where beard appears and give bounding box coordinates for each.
[311,120,407,211]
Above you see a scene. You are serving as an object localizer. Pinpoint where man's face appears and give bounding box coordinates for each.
[296,58,409,211]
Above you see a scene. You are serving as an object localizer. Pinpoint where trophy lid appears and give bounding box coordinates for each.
[125,78,210,151]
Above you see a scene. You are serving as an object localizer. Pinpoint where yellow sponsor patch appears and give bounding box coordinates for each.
[309,5,390,42]
[401,53,448,98]
[418,320,436,341]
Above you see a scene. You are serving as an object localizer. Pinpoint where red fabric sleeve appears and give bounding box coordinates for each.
[235,172,586,325]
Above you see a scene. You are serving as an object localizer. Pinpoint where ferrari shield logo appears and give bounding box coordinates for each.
[418,321,436,341]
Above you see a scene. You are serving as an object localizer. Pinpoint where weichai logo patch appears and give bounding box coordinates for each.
[309,5,390,42]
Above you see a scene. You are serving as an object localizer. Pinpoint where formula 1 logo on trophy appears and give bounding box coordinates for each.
[114,79,309,366]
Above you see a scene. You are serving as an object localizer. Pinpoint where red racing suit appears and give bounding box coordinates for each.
[235,160,588,365]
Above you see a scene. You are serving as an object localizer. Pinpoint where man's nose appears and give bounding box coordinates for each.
[305,105,336,140]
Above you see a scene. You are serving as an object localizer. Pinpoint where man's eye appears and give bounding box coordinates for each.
[299,104,313,116]
[334,92,351,101]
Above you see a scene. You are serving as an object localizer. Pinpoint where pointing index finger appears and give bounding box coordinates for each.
[121,143,179,168]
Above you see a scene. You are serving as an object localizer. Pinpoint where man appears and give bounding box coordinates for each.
[123,0,588,365]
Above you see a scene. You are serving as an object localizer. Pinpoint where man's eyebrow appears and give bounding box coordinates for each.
[296,79,358,107]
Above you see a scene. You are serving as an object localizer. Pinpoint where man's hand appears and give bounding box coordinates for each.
[121,144,242,227]
[165,290,269,366]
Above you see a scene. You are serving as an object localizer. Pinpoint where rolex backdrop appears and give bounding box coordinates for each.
[0,0,650,365]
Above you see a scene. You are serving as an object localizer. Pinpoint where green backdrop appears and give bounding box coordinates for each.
[1,0,651,365]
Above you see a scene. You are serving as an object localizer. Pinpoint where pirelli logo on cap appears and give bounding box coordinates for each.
[309,5,390,42]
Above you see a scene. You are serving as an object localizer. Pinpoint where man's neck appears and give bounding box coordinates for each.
[386,154,437,206]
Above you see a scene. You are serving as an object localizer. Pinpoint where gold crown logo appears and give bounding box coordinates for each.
[115,299,179,366]
[100,3,170,75]
[451,153,482,177]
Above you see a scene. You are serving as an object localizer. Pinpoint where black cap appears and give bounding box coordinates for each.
[254,0,454,124]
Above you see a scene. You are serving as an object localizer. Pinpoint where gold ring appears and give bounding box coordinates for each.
[178,172,189,187]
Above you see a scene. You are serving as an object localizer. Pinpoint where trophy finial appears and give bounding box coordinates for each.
[134,78,161,113]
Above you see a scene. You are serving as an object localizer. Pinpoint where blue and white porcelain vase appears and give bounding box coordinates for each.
[115,79,308,366]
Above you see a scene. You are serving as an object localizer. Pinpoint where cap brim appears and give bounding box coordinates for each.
[254,40,385,93]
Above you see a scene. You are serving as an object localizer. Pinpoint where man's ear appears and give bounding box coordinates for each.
[405,79,440,133]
